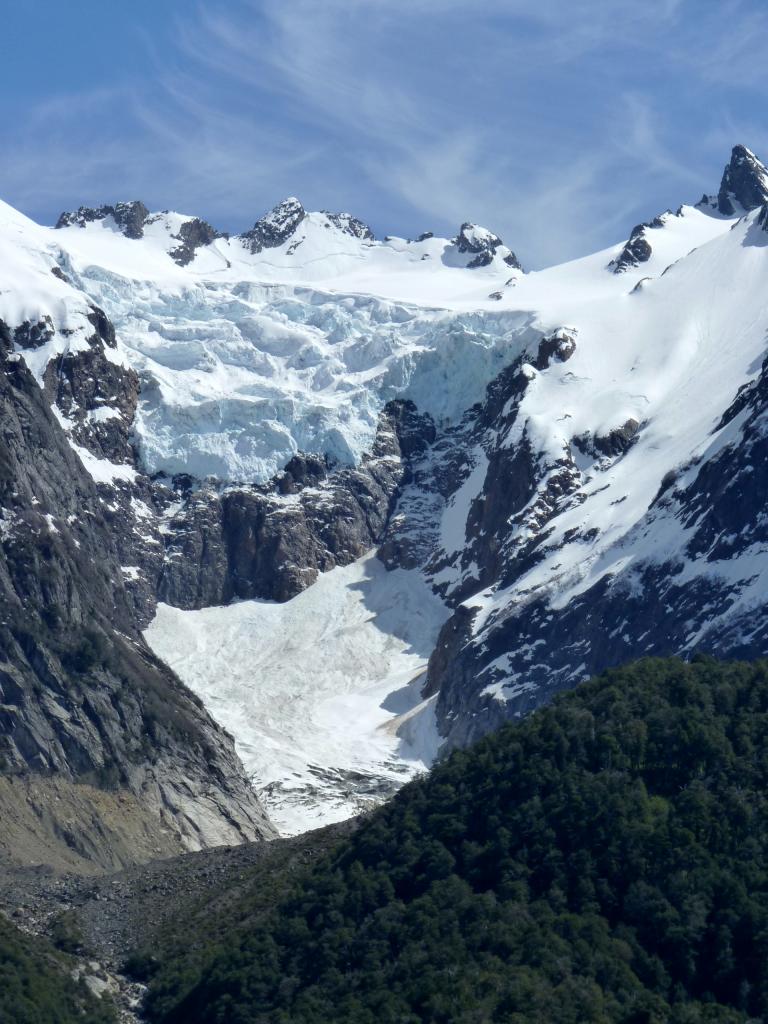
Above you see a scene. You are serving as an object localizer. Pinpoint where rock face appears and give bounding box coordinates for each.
[717,144,768,215]
[241,197,307,254]
[169,218,225,266]
[424,371,768,744]
[400,342,768,750]
[158,401,435,608]
[323,211,375,240]
[0,317,275,871]
[43,309,139,465]
[56,201,150,239]
[453,222,522,269]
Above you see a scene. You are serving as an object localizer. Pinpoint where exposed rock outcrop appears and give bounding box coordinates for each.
[56,201,150,239]
[453,223,522,269]
[610,214,675,273]
[573,418,640,459]
[0,319,275,870]
[169,218,225,266]
[241,197,307,254]
[610,223,653,272]
[717,144,768,215]
[158,401,435,608]
[322,211,375,240]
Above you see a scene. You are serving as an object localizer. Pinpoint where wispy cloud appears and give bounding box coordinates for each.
[2,0,768,266]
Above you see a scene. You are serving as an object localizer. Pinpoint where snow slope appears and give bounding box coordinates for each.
[465,207,768,629]
[0,199,110,384]
[144,554,448,835]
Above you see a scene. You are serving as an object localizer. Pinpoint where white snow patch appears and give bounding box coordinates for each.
[87,406,122,423]
[440,448,488,557]
[69,442,137,484]
[144,553,449,835]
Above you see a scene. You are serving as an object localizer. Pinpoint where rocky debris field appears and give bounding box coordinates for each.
[0,819,356,1021]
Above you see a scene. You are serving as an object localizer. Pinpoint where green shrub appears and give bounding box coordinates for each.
[140,657,768,1024]
[0,913,114,1023]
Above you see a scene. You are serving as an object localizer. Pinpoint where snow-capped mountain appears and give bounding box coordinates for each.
[3,143,768,848]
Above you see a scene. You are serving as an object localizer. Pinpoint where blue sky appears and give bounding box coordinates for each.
[4,0,768,267]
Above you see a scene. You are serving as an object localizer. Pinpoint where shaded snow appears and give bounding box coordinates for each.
[440,447,488,557]
[144,554,449,835]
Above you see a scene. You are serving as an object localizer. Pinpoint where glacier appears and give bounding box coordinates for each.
[144,553,448,835]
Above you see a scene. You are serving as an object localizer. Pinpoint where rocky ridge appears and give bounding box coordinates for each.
[56,201,150,239]
[453,222,522,270]
[613,144,768,274]
[55,193,518,282]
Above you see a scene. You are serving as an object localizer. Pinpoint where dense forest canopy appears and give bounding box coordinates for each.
[135,656,768,1024]
[0,913,114,1024]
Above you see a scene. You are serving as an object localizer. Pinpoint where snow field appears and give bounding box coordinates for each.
[145,553,448,834]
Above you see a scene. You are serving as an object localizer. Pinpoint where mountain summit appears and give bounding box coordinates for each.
[241,196,307,253]
[717,143,768,214]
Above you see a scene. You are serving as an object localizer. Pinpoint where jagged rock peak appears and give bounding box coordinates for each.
[56,200,150,239]
[454,222,522,270]
[169,217,226,266]
[609,211,676,274]
[321,210,375,241]
[717,144,768,215]
[241,197,375,253]
[241,196,306,254]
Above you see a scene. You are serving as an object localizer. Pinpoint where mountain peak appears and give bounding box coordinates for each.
[321,210,375,241]
[240,198,376,254]
[241,197,306,254]
[56,200,150,239]
[717,143,768,215]
[454,222,522,270]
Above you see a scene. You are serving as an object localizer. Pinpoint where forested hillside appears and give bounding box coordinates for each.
[0,914,114,1024]
[135,656,768,1024]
